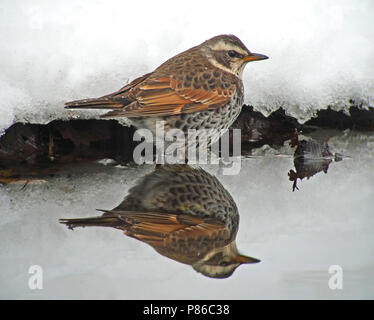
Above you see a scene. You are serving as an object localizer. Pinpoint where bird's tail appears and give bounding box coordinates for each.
[65,97,128,110]
[59,211,123,230]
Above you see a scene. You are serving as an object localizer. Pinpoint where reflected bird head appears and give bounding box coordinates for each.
[193,241,260,279]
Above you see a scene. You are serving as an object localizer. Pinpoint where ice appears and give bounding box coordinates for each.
[1,0,373,134]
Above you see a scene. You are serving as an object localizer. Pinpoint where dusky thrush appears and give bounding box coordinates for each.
[65,35,268,142]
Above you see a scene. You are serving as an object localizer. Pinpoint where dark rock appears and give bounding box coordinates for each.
[305,105,374,131]
[0,103,372,176]
[288,134,341,192]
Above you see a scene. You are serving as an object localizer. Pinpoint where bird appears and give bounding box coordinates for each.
[65,35,268,144]
[60,165,260,278]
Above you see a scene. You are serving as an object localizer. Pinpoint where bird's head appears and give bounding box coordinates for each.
[192,241,260,279]
[201,34,268,78]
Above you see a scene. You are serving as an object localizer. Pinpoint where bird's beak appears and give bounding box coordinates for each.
[233,254,261,264]
[242,53,269,62]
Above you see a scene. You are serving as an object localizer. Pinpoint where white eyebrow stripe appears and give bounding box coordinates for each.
[209,40,248,56]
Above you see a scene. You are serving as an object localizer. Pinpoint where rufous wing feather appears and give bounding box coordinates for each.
[113,211,230,246]
[100,76,236,118]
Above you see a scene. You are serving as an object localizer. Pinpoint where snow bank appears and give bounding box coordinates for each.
[1,0,373,134]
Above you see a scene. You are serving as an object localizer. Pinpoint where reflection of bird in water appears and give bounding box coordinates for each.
[60,165,259,278]
[288,135,343,191]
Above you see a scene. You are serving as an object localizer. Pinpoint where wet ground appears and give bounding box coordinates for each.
[1,129,373,299]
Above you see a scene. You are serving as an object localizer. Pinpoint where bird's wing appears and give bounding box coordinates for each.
[109,72,153,97]
[105,210,230,245]
[101,74,238,118]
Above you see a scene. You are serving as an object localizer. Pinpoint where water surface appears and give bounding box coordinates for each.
[1,130,373,299]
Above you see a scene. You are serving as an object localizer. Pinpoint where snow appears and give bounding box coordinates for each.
[1,0,373,133]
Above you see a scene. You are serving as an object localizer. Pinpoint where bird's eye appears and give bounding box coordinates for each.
[228,50,239,58]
